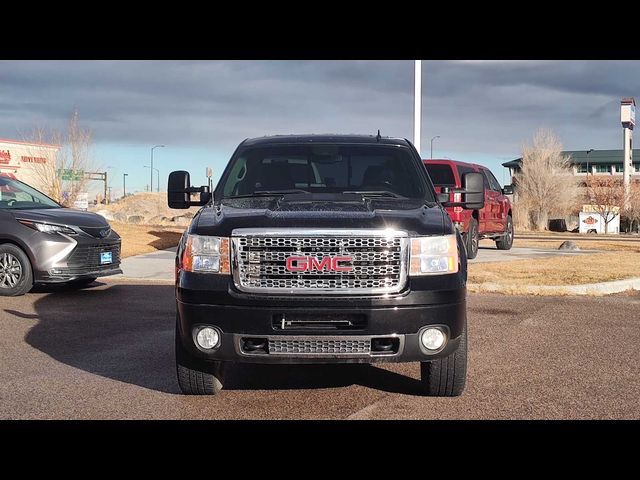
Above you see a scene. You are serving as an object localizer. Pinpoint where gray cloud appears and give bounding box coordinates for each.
[0,60,636,157]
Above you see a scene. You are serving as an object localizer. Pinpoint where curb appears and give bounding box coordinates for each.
[468,277,640,296]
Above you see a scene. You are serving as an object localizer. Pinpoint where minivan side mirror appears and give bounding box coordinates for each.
[168,170,212,209]
[502,184,514,195]
[438,172,485,210]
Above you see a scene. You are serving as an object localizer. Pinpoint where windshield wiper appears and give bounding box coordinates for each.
[342,190,407,199]
[226,189,311,199]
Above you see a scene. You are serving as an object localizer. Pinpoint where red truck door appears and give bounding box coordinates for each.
[481,168,507,233]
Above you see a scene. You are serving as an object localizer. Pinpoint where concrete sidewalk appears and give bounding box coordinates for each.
[118,247,176,281]
[469,246,595,263]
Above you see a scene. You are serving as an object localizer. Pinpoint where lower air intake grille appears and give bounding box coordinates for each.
[269,338,371,355]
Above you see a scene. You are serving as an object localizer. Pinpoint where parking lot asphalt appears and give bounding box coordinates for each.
[1,278,639,419]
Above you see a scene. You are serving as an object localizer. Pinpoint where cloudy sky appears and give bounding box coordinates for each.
[0,60,635,195]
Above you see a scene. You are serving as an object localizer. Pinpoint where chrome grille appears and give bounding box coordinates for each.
[232,228,408,294]
[269,338,371,355]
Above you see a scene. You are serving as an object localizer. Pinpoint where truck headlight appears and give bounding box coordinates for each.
[182,234,230,274]
[409,234,459,275]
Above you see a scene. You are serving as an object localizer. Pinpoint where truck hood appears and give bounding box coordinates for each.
[193,195,449,237]
[9,208,110,228]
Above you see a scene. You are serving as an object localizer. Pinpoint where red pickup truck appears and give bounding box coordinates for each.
[424,159,513,259]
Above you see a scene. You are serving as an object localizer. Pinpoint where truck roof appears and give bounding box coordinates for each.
[241,134,413,147]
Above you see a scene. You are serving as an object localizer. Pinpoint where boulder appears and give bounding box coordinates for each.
[127,215,144,224]
[558,241,580,251]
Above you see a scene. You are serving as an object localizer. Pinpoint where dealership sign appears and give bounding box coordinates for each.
[0,150,11,165]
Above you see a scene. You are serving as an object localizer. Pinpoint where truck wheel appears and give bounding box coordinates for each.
[175,320,225,395]
[0,244,33,297]
[420,322,467,396]
[464,218,479,259]
[495,215,513,250]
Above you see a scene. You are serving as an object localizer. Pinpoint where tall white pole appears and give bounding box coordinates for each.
[414,60,422,155]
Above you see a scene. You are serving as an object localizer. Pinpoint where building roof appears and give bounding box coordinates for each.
[503,149,640,169]
[0,138,62,149]
[241,134,412,147]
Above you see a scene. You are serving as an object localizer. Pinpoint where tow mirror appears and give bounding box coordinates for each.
[461,172,484,209]
[168,170,212,209]
[502,184,514,195]
[438,172,485,209]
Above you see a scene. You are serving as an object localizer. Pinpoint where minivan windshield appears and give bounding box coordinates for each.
[219,144,432,200]
[0,176,60,210]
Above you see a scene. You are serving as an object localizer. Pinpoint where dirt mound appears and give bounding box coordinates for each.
[92,192,200,226]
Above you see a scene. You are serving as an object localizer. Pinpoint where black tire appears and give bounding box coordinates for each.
[0,244,33,296]
[175,319,224,395]
[420,321,467,397]
[68,277,97,288]
[495,215,514,250]
[464,217,479,260]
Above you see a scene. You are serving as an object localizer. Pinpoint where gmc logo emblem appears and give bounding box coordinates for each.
[286,256,353,272]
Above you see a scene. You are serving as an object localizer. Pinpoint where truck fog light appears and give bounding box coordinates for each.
[196,327,220,349]
[421,328,446,350]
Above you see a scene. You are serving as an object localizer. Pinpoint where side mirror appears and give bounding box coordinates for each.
[502,184,514,195]
[439,172,485,209]
[168,170,212,209]
[461,172,484,210]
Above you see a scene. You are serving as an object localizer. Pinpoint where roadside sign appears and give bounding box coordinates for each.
[73,192,89,210]
[59,169,84,181]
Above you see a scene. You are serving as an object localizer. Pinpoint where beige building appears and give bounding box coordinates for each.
[0,138,60,191]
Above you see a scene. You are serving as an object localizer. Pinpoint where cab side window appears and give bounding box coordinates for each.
[482,169,502,192]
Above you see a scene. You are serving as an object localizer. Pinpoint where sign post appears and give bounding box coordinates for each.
[621,97,635,207]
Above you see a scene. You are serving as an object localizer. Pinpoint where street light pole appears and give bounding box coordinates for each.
[123,173,128,198]
[151,144,165,193]
[430,135,440,159]
[414,60,422,155]
[586,149,594,175]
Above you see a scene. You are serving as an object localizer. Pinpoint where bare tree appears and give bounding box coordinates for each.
[20,109,94,206]
[514,128,580,230]
[622,181,640,233]
[585,176,627,234]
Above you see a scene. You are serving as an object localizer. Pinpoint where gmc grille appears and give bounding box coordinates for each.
[231,229,408,295]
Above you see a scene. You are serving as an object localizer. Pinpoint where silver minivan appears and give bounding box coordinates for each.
[0,175,121,296]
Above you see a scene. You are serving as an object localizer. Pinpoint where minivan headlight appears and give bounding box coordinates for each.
[18,219,76,235]
[182,234,230,274]
[409,234,459,275]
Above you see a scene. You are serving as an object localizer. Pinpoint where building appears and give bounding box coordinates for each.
[0,138,60,191]
[502,149,640,181]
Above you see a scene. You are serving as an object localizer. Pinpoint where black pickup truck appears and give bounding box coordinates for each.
[167,134,484,396]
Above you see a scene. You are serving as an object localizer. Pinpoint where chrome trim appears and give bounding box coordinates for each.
[234,334,405,359]
[230,228,409,295]
[231,228,409,238]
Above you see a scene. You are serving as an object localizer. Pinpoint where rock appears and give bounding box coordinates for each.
[558,241,580,251]
[127,215,144,224]
[95,209,114,221]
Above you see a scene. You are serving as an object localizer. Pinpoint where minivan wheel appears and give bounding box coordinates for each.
[175,319,225,395]
[420,321,467,397]
[496,215,514,250]
[0,244,33,296]
[464,217,479,259]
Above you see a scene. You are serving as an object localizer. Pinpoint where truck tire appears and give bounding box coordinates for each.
[495,215,513,250]
[175,320,225,395]
[464,217,479,259]
[0,244,33,297]
[420,322,467,396]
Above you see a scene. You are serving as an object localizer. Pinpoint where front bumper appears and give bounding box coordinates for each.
[31,230,122,283]
[177,296,466,364]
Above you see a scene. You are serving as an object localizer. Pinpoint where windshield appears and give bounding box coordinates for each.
[0,176,60,210]
[219,144,432,200]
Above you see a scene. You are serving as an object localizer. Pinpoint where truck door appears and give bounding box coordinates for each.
[481,168,505,233]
